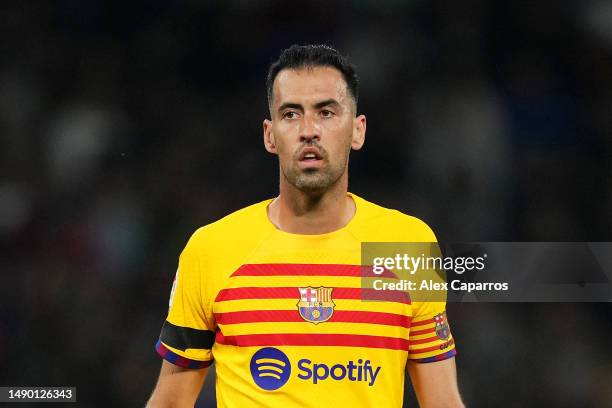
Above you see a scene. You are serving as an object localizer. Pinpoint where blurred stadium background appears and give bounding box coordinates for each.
[1,1,611,406]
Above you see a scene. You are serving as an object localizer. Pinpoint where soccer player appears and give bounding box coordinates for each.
[147,44,463,408]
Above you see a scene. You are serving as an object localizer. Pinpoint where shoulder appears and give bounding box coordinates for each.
[183,199,273,255]
[350,194,437,242]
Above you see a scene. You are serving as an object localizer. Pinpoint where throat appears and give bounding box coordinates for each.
[268,192,356,235]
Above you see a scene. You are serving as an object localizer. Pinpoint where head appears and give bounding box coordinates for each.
[263,45,366,194]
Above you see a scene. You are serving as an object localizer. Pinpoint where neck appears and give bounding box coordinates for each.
[268,174,355,234]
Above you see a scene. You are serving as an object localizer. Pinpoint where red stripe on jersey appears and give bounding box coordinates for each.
[409,327,435,336]
[215,332,409,351]
[215,287,410,304]
[214,310,412,328]
[361,288,411,303]
[216,287,296,301]
[409,341,452,353]
[410,318,434,327]
[408,335,440,345]
[231,263,398,278]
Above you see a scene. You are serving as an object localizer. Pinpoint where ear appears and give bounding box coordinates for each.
[263,119,277,154]
[351,114,366,150]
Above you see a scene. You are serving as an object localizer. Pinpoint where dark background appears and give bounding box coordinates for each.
[1,1,611,407]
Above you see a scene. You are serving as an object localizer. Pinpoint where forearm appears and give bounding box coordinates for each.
[407,358,464,408]
[146,360,208,408]
[146,384,199,408]
[414,394,465,408]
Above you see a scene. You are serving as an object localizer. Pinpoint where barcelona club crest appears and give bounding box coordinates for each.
[433,312,450,340]
[297,287,335,324]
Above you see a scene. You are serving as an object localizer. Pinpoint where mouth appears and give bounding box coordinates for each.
[297,147,324,170]
[299,148,323,162]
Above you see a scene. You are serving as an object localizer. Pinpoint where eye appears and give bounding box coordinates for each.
[320,109,335,118]
[282,111,299,119]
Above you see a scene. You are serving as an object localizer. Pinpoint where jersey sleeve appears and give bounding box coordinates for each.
[408,302,456,363]
[155,236,216,369]
[404,219,456,363]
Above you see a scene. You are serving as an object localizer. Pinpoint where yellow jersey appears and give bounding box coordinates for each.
[156,193,456,407]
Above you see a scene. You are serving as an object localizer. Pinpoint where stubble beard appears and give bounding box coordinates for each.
[282,151,349,194]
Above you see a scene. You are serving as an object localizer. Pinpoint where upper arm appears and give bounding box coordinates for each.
[146,360,210,407]
[407,357,464,408]
[406,243,460,406]
[156,234,216,368]
[406,309,462,408]
[150,232,217,405]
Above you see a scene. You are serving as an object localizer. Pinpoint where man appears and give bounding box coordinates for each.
[147,44,463,408]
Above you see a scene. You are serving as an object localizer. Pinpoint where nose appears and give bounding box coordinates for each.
[299,113,321,143]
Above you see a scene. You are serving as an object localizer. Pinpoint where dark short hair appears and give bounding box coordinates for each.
[266,44,359,111]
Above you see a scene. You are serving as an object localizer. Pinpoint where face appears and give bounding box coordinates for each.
[263,66,366,193]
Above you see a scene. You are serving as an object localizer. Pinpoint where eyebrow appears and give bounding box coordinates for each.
[314,99,340,109]
[277,102,302,113]
[277,98,342,113]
